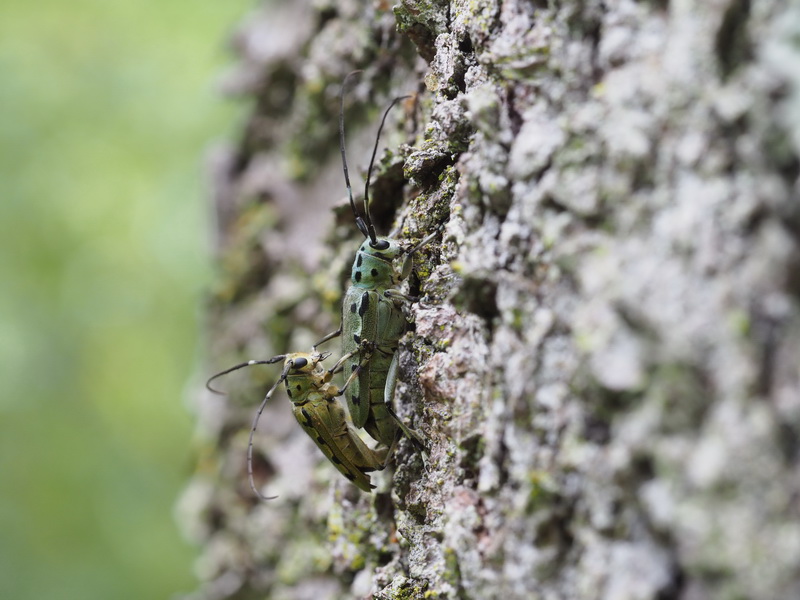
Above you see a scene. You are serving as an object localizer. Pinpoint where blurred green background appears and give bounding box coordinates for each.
[0,1,250,598]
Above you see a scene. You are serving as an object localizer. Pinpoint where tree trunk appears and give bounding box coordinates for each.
[180,1,800,599]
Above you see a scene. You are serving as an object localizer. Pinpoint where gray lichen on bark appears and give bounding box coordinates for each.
[179,1,800,599]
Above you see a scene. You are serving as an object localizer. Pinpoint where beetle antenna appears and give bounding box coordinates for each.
[248,361,293,501]
[340,71,372,242]
[205,356,287,394]
[363,95,411,245]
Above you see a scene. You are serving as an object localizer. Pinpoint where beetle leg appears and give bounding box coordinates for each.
[384,289,419,303]
[312,326,342,351]
[384,353,427,451]
[336,347,374,395]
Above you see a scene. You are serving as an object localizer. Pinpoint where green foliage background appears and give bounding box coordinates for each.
[0,1,249,598]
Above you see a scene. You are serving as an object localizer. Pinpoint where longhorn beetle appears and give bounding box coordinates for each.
[315,73,442,449]
[207,349,389,500]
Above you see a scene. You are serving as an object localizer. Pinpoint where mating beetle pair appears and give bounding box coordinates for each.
[208,74,442,499]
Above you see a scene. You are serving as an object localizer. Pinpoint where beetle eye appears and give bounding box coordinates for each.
[293,357,308,368]
[371,240,390,250]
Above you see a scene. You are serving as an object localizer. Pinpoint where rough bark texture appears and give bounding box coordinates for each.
[179,1,800,599]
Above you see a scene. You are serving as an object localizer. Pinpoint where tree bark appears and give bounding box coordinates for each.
[180,1,800,599]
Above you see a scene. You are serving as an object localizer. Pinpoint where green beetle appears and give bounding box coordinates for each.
[207,350,388,500]
[315,74,441,449]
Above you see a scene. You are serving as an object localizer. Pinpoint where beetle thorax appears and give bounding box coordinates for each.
[283,353,326,404]
[350,238,403,289]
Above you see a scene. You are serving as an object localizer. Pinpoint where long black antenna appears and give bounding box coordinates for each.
[339,71,373,242]
[204,354,288,500]
[363,95,410,244]
[205,356,286,394]
[247,361,293,501]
